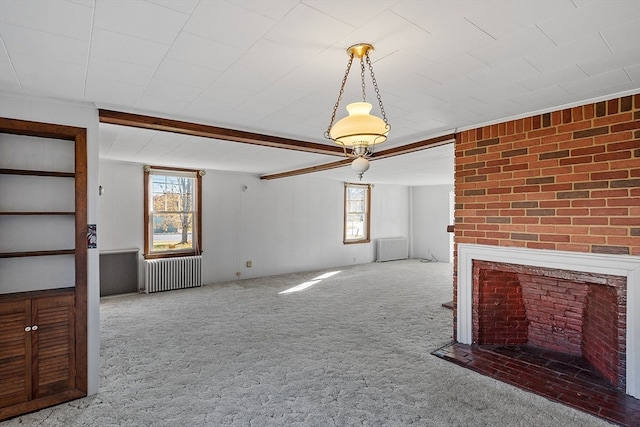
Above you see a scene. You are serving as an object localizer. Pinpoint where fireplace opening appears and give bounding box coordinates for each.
[473,260,627,391]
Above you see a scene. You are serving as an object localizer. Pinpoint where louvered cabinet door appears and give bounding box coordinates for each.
[0,300,32,409]
[31,294,75,398]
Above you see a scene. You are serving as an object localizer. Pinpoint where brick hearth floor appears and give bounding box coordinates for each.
[432,343,640,427]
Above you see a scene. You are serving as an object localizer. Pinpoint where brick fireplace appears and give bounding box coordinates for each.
[457,244,639,397]
[453,94,640,399]
[474,260,626,390]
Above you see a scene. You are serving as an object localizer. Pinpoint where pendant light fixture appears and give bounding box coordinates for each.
[325,43,390,180]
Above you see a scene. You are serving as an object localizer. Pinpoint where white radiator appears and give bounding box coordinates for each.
[144,256,202,293]
[376,237,409,262]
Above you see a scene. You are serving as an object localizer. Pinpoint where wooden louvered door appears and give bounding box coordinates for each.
[0,300,32,408]
[0,291,75,414]
[32,294,75,398]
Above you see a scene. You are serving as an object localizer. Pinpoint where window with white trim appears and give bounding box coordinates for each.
[344,183,371,244]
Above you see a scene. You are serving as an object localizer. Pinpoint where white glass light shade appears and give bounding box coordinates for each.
[351,156,370,174]
[329,102,388,147]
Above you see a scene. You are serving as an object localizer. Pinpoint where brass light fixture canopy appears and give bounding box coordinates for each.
[325,42,390,180]
[347,43,374,59]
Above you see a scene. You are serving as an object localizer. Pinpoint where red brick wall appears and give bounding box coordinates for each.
[452,94,640,340]
[518,275,587,356]
[454,94,640,255]
[583,282,625,388]
[475,265,528,345]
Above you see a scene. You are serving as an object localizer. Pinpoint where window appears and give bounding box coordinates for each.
[344,183,371,244]
[144,166,202,258]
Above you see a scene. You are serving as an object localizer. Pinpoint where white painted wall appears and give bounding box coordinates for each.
[0,92,101,395]
[99,160,410,284]
[410,184,454,263]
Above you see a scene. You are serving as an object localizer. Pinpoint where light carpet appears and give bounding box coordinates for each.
[2,260,612,426]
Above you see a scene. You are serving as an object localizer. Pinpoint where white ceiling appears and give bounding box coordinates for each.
[1,0,639,185]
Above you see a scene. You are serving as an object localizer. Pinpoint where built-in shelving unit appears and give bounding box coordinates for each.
[0,117,88,421]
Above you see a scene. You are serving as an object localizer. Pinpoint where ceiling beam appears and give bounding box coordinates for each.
[99,109,345,157]
[260,158,353,180]
[260,133,455,180]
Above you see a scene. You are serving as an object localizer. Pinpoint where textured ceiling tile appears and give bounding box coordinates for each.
[390,0,486,34]
[184,1,276,49]
[537,0,640,46]
[509,85,572,108]
[1,24,89,65]
[518,65,588,92]
[413,18,494,63]
[137,92,193,118]
[154,58,221,89]
[419,53,489,85]
[625,63,640,81]
[263,2,354,49]
[304,0,395,28]
[85,75,145,107]
[87,57,156,87]
[465,0,576,39]
[90,28,170,68]
[469,26,556,67]
[143,78,203,104]
[0,42,21,92]
[600,18,640,53]
[525,33,612,74]
[561,68,631,95]
[467,58,541,86]
[0,0,93,41]
[146,0,199,14]
[235,39,313,78]
[232,0,298,20]
[579,47,640,77]
[94,0,189,45]
[167,32,243,72]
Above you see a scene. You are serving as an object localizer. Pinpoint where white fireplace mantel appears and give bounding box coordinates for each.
[457,243,640,398]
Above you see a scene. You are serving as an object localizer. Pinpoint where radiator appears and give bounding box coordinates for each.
[376,237,409,262]
[144,256,202,293]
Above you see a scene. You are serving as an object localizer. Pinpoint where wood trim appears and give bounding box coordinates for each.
[143,168,150,258]
[143,166,203,258]
[0,212,76,216]
[261,158,352,180]
[0,287,74,302]
[73,129,88,395]
[0,118,84,141]
[370,134,454,160]
[99,109,344,156]
[261,134,455,180]
[196,170,203,254]
[97,110,454,181]
[0,249,75,258]
[0,169,75,178]
[0,389,86,421]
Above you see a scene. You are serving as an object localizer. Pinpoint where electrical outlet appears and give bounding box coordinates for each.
[246,260,252,268]
[236,272,241,277]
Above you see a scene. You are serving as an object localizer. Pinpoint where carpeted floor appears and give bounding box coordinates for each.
[2,260,613,426]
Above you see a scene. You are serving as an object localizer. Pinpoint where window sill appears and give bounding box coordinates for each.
[143,250,201,260]
[343,239,370,245]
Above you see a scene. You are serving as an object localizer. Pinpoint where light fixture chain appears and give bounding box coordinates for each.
[366,54,388,125]
[360,55,366,102]
[325,53,354,138]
